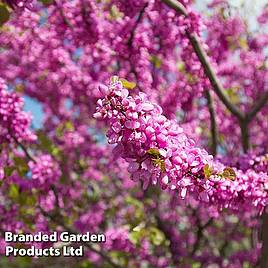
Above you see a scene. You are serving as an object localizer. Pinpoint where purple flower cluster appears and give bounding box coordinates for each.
[104,227,134,252]
[0,78,36,143]
[29,154,61,188]
[4,0,33,9]
[95,77,268,210]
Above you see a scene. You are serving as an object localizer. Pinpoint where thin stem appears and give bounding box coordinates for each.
[191,215,213,256]
[127,3,148,80]
[10,133,36,163]
[127,3,148,48]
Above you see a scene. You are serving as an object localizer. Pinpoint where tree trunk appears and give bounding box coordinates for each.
[260,212,268,268]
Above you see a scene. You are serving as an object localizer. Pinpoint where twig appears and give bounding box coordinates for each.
[126,3,148,80]
[10,133,36,163]
[127,3,149,48]
[191,217,213,256]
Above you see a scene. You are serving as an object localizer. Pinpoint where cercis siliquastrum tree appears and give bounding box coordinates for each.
[0,0,268,267]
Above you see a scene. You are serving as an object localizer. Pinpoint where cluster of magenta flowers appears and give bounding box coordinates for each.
[0,78,36,143]
[104,227,134,252]
[95,77,268,211]
[3,0,32,9]
[28,154,61,188]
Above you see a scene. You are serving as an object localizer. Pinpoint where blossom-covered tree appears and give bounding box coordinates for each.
[0,0,268,267]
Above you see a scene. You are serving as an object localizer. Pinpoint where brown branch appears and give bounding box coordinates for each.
[219,221,240,257]
[155,215,180,265]
[191,216,213,256]
[127,3,149,48]
[246,91,268,122]
[10,133,36,163]
[205,90,218,156]
[126,3,148,80]
[161,0,245,121]
[239,120,250,153]
[260,212,268,268]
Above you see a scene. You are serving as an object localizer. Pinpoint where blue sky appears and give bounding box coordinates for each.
[24,96,43,129]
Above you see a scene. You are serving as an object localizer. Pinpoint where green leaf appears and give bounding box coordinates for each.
[129,224,146,245]
[37,130,60,157]
[177,61,185,72]
[149,227,165,246]
[204,164,213,179]
[56,121,74,137]
[9,184,19,200]
[15,84,24,93]
[38,0,53,5]
[14,157,29,176]
[25,195,37,206]
[0,4,10,26]
[78,260,94,268]
[4,166,15,177]
[65,121,74,131]
[238,38,248,50]
[37,130,53,150]
[147,148,161,158]
[226,87,240,105]
[222,167,236,181]
[152,158,166,171]
[109,4,123,20]
[150,55,162,68]
[120,78,136,90]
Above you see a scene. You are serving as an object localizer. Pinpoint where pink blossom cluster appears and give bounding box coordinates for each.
[104,227,134,252]
[95,78,268,210]
[4,0,33,9]
[28,154,61,188]
[0,78,36,143]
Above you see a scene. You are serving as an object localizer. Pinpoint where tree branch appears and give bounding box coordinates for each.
[162,0,187,16]
[246,91,268,122]
[187,33,245,120]
[205,90,218,156]
[239,120,250,153]
[161,0,245,121]
[191,214,213,256]
[127,3,148,48]
[260,212,268,268]
[126,3,148,80]
[10,133,36,163]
